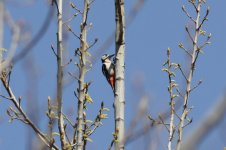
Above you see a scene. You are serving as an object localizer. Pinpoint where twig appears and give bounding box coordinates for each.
[185,26,195,44]
[52,0,60,14]
[182,5,195,23]
[51,44,58,58]
[198,7,210,30]
[85,38,98,51]
[0,94,12,100]
[159,115,170,133]
[68,72,79,81]
[63,13,79,25]
[62,112,75,128]
[190,80,202,92]
[70,2,83,14]
[178,43,192,57]
[65,24,81,40]
[107,139,115,150]
[177,64,188,82]
[63,58,72,67]
[64,124,72,145]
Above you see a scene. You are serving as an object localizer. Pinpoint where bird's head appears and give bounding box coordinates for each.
[101,54,115,63]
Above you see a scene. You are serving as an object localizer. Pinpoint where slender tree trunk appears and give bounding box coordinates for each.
[114,0,125,150]
[56,0,66,149]
[76,1,89,150]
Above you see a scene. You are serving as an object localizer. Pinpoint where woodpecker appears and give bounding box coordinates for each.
[101,54,115,92]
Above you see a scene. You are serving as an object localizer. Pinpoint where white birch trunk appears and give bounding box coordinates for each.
[114,0,125,150]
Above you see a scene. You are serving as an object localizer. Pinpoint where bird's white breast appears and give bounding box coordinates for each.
[104,62,114,75]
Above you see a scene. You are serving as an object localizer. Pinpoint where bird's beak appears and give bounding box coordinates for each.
[108,54,115,58]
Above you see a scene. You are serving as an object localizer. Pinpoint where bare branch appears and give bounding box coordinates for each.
[198,7,210,30]
[185,26,194,45]
[178,43,192,57]
[51,44,58,58]
[85,38,98,51]
[190,80,202,92]
[70,2,83,14]
[0,78,59,149]
[159,115,170,133]
[177,2,208,140]
[182,5,195,23]
[177,64,188,82]
[65,24,81,40]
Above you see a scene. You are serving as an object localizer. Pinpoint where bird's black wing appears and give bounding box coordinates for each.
[109,63,115,72]
[102,64,108,79]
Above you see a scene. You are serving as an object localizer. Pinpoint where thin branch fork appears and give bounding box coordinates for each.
[185,26,195,45]
[1,78,59,149]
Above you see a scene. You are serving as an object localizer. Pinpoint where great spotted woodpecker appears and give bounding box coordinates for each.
[101,54,115,92]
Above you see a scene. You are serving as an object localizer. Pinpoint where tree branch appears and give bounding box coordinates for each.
[176,1,208,149]
[0,78,59,150]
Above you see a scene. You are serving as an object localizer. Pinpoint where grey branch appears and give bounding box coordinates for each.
[176,1,208,149]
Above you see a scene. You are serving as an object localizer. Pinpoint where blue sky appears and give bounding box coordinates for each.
[0,0,226,149]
